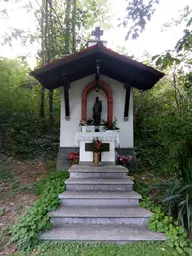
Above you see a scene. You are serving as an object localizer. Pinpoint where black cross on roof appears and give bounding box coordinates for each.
[91,27,103,40]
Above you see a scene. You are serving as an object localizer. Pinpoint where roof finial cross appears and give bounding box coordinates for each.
[91,27,103,41]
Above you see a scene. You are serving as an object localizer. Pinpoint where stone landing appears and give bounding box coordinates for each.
[40,165,166,243]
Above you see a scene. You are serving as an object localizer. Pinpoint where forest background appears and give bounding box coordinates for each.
[0,0,192,239]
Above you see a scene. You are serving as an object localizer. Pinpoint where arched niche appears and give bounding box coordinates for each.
[81,80,113,125]
[86,90,107,121]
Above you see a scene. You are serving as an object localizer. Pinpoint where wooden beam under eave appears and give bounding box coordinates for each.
[63,80,70,120]
[124,85,131,121]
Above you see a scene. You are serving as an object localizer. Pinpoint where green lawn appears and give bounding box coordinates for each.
[16,242,176,256]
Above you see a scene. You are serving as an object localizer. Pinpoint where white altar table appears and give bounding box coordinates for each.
[74,132,120,164]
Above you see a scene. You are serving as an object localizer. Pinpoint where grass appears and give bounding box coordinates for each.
[15,242,176,256]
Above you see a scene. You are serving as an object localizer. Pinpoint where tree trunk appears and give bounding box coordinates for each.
[65,0,71,54]
[72,0,76,53]
[40,0,46,121]
[47,0,55,132]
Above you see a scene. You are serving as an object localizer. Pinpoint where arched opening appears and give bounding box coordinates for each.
[81,80,113,125]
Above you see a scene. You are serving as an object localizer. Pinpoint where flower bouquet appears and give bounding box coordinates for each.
[68,152,79,167]
[116,154,132,168]
[92,137,102,165]
[79,120,86,132]
[92,137,102,152]
[79,120,86,126]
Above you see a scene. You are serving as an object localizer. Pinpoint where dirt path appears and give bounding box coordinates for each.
[0,159,56,256]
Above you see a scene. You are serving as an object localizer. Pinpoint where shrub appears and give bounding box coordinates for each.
[141,198,192,255]
[11,171,69,251]
[153,163,192,238]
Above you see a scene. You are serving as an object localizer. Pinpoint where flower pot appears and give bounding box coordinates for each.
[93,152,99,166]
[99,125,105,132]
[105,130,114,133]
[86,125,95,132]
[81,126,86,132]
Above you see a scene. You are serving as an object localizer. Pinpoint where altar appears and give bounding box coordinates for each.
[75,131,120,164]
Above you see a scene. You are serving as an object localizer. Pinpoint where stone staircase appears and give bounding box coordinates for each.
[40,165,166,243]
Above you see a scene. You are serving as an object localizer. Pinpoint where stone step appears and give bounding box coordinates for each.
[49,206,151,226]
[65,177,134,191]
[69,165,128,178]
[59,191,141,207]
[40,224,167,243]
[69,165,128,172]
[70,172,128,178]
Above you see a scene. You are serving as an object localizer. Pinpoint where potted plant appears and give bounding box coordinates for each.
[99,119,106,132]
[79,119,86,132]
[103,117,120,132]
[92,137,102,165]
[86,117,95,132]
[67,152,79,167]
[116,154,132,168]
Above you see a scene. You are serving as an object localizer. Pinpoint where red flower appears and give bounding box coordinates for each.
[67,152,79,165]
[117,154,132,167]
[92,138,102,152]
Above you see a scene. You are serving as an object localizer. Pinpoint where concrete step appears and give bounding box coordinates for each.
[59,191,141,207]
[69,165,128,172]
[40,224,167,243]
[70,172,128,178]
[49,206,151,226]
[65,177,134,191]
[69,165,128,178]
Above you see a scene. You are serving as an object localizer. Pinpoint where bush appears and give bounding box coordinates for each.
[11,171,69,251]
[134,85,192,174]
[0,58,61,160]
[4,118,60,160]
[153,163,192,239]
[141,198,192,255]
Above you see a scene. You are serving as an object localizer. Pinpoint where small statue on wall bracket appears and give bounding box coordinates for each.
[92,96,102,126]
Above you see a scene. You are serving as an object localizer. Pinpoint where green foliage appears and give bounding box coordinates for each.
[2,0,113,58]
[134,87,169,173]
[134,74,192,173]
[122,0,159,40]
[133,180,151,198]
[11,171,69,251]
[15,241,176,256]
[0,58,60,159]
[134,2,192,175]
[154,163,192,238]
[103,117,120,131]
[7,127,60,159]
[0,0,114,160]
[141,198,192,255]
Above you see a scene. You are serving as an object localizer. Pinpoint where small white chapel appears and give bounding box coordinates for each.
[31,27,164,170]
[30,28,167,243]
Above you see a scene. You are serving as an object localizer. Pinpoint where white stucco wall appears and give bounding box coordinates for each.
[60,75,133,148]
